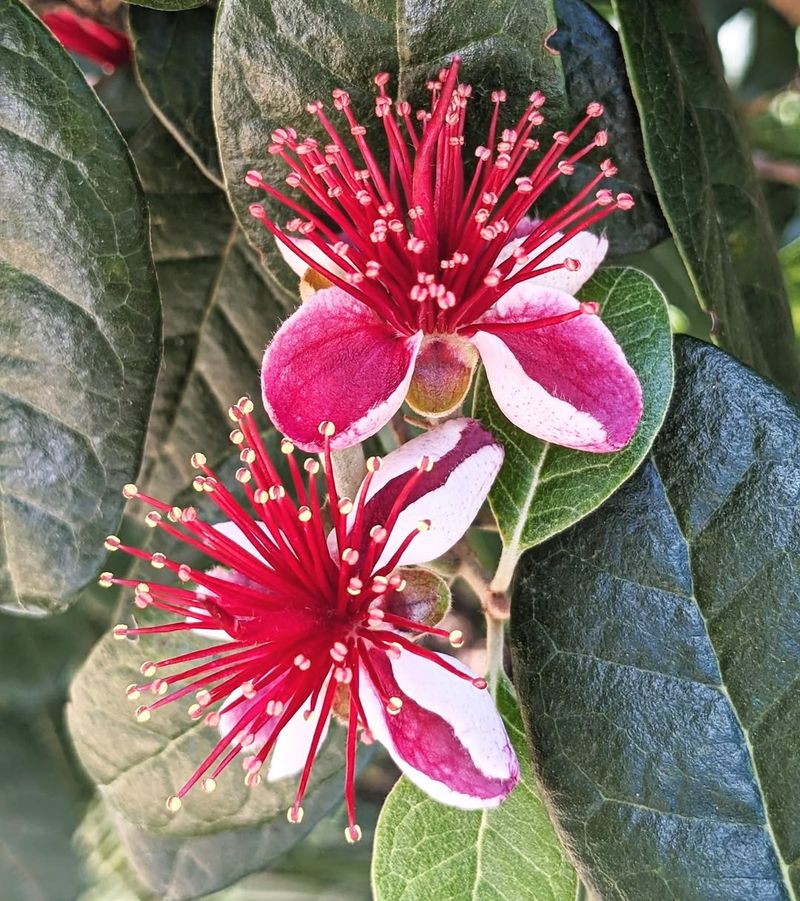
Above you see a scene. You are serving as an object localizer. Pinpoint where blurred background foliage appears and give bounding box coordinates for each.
[3,0,799,897]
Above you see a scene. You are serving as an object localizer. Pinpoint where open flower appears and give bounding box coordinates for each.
[249,57,642,453]
[102,404,517,839]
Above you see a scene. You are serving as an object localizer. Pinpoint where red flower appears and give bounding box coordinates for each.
[250,58,642,453]
[42,8,131,72]
[103,404,517,838]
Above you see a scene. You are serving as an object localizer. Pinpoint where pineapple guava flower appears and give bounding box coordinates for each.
[102,404,517,840]
[248,57,642,453]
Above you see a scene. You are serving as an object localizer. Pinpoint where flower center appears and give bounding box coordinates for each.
[246,57,632,336]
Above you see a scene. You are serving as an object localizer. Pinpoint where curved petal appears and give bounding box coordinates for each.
[275,235,348,281]
[359,649,519,809]
[347,418,503,568]
[495,218,607,295]
[471,285,643,452]
[267,684,332,782]
[262,288,422,452]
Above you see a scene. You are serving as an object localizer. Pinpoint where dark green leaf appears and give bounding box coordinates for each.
[611,0,800,396]
[126,0,206,11]
[372,678,577,901]
[548,0,668,254]
[213,0,564,284]
[511,338,800,899]
[124,115,291,499]
[0,0,161,615]
[130,5,221,185]
[473,267,673,589]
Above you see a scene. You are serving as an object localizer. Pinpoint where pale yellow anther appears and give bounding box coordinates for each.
[237,396,254,414]
[298,506,312,522]
[98,572,113,587]
[304,459,320,475]
[228,404,241,422]
[126,684,141,700]
[112,624,128,640]
[416,519,432,533]
[366,456,382,472]
[242,680,256,699]
[188,703,203,719]
[192,477,205,492]
[153,678,169,696]
[318,420,336,437]
[196,689,212,707]
[229,429,245,445]
[145,511,161,528]
[178,564,192,582]
[135,706,151,723]
[370,525,388,543]
[122,483,138,499]
[338,497,353,515]
[140,661,157,677]
[254,488,270,504]
[104,535,121,551]
[386,697,403,715]
[235,467,252,484]
[341,547,359,565]
[166,795,182,813]
[202,478,216,493]
[280,438,295,454]
[168,506,182,522]
[449,629,465,648]
[151,552,167,569]
[245,771,262,788]
[287,805,304,824]
[269,485,286,501]
[345,824,363,843]
[240,447,256,464]
[190,452,207,469]
[201,778,217,794]
[205,711,221,728]
[417,455,434,472]
[347,577,363,596]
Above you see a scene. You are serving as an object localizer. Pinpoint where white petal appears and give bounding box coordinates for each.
[346,419,503,568]
[275,235,348,280]
[359,650,519,809]
[495,225,608,295]
[267,688,332,782]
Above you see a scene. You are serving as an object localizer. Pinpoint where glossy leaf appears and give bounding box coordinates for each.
[213,0,564,285]
[612,0,800,396]
[372,678,577,901]
[511,338,800,899]
[125,114,291,499]
[473,266,673,589]
[0,0,161,614]
[548,0,668,254]
[130,5,221,185]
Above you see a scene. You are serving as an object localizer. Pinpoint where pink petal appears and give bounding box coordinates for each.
[349,418,503,567]
[267,687,332,782]
[495,218,608,295]
[471,285,643,452]
[359,649,519,808]
[262,288,422,451]
[218,685,279,756]
[274,235,347,280]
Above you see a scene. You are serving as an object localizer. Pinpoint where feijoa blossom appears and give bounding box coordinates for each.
[248,57,643,453]
[102,402,517,838]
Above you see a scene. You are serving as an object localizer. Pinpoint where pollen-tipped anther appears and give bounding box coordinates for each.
[122,483,138,499]
[287,805,304,824]
[345,824,363,843]
[449,630,465,648]
[166,795,182,813]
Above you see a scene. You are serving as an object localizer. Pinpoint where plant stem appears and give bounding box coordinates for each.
[484,613,505,699]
